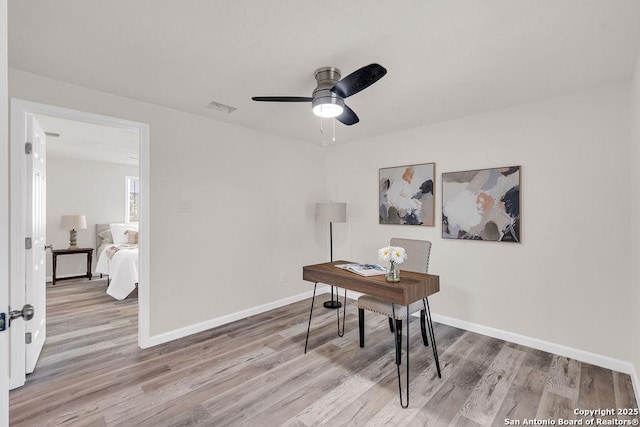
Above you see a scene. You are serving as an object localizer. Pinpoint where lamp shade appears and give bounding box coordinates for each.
[60,215,87,230]
[315,202,346,223]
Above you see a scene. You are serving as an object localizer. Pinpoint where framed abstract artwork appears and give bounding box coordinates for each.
[442,166,520,242]
[379,162,435,226]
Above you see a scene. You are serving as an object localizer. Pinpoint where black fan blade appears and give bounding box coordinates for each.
[336,104,359,126]
[251,96,313,102]
[331,63,387,99]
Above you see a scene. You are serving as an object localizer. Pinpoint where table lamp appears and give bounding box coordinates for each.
[315,202,347,309]
[60,215,87,249]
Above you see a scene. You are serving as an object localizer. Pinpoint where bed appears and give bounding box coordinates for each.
[95,223,139,300]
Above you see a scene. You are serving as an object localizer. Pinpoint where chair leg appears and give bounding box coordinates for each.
[420,309,429,347]
[395,319,402,365]
[358,308,365,348]
[388,317,395,332]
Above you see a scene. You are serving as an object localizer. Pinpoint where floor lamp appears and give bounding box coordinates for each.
[315,202,347,309]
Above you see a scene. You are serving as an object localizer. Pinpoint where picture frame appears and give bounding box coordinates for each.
[379,162,435,226]
[442,165,520,242]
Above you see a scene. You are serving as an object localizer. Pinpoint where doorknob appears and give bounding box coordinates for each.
[9,304,35,325]
[45,244,53,250]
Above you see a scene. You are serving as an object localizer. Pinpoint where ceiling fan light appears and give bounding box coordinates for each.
[312,103,344,118]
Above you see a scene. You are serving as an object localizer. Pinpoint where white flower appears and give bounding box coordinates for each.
[390,247,407,264]
[378,246,391,262]
[379,246,407,264]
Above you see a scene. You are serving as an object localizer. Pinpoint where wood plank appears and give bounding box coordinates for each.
[362,363,455,427]
[613,372,639,423]
[545,355,581,400]
[492,346,553,423]
[288,349,400,425]
[454,345,526,425]
[578,363,617,422]
[407,335,505,426]
[535,390,575,421]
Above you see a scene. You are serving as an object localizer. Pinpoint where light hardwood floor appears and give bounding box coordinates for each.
[9,277,639,426]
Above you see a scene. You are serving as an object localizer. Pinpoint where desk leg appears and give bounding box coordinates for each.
[391,303,410,408]
[336,288,347,337]
[304,282,318,354]
[423,297,441,378]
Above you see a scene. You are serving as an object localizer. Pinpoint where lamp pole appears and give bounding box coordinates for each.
[323,221,342,309]
[330,222,333,262]
[315,201,346,310]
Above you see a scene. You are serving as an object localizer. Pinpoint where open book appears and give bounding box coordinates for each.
[335,263,386,277]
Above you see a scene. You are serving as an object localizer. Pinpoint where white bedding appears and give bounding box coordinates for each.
[95,244,139,300]
[96,242,113,260]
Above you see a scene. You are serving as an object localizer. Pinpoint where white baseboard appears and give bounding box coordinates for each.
[147,285,330,347]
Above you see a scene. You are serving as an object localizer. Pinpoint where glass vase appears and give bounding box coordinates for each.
[386,260,400,282]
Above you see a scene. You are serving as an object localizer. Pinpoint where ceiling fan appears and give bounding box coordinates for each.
[251,63,387,126]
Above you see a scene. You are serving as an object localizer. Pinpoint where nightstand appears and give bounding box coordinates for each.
[51,247,94,285]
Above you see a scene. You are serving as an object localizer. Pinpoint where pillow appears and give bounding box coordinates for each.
[97,229,113,244]
[126,230,138,244]
[110,223,139,245]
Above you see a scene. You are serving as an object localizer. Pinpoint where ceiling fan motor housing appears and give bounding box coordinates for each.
[312,67,345,112]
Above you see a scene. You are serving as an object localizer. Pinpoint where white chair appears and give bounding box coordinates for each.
[357,238,441,378]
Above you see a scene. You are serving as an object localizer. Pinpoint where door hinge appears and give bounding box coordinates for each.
[25,332,32,344]
[25,237,32,250]
[25,142,32,154]
[0,313,5,331]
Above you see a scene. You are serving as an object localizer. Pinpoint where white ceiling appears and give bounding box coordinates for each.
[35,115,139,166]
[9,1,640,146]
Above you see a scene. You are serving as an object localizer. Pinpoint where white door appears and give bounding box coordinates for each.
[9,113,46,389]
[25,113,46,373]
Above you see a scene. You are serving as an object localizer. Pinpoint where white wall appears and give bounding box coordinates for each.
[46,156,138,278]
[9,69,327,337]
[326,83,633,362]
[631,53,640,384]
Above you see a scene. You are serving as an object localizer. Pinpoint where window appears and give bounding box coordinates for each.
[126,176,139,223]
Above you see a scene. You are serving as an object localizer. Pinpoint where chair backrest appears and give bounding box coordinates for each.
[389,238,431,273]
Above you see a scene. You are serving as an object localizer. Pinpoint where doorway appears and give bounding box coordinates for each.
[9,99,150,389]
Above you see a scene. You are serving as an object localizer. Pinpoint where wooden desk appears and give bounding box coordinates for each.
[303,261,439,305]
[302,260,441,408]
[51,248,94,285]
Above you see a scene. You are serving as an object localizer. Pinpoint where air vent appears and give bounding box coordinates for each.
[206,101,237,114]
